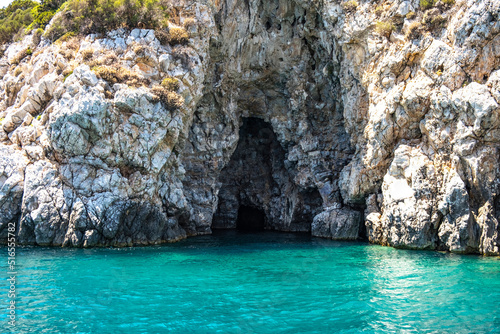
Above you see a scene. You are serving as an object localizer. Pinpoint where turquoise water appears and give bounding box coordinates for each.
[1,231,500,333]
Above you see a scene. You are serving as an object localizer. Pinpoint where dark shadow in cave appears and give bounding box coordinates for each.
[237,205,266,231]
[212,117,323,233]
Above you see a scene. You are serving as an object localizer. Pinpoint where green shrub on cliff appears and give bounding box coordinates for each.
[1,0,183,46]
[168,26,189,45]
[93,65,146,87]
[420,0,435,10]
[155,25,189,46]
[375,21,395,38]
[423,11,447,30]
[161,76,180,91]
[0,0,36,44]
[0,0,66,44]
[406,11,416,20]
[45,0,172,41]
[29,0,65,29]
[405,21,423,40]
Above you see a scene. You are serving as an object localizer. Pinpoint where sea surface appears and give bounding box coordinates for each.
[1,231,500,333]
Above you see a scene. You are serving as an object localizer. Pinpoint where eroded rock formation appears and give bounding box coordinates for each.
[212,117,323,232]
[0,0,499,254]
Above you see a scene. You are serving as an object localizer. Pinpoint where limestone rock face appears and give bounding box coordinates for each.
[0,0,499,254]
[367,145,438,249]
[311,206,361,240]
[0,146,29,240]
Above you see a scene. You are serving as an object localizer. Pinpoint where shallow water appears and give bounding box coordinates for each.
[1,231,500,333]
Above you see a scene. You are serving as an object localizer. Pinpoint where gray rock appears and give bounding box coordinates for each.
[312,207,361,240]
[0,146,29,240]
[73,65,98,87]
[437,172,473,253]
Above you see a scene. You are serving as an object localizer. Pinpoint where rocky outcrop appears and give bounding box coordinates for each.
[179,0,354,236]
[0,18,212,246]
[0,0,499,254]
[0,146,28,240]
[339,0,500,255]
[311,206,361,240]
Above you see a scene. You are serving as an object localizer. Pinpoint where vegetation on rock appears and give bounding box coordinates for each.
[420,0,435,10]
[11,47,29,64]
[341,0,358,13]
[374,6,384,17]
[154,24,189,46]
[0,0,36,44]
[405,21,423,40]
[154,29,170,45]
[93,65,145,87]
[375,21,395,38]
[151,85,183,109]
[45,0,172,41]
[423,12,447,30]
[406,11,416,20]
[14,66,23,76]
[29,0,65,29]
[0,0,188,45]
[168,26,189,45]
[81,48,94,61]
[0,0,65,44]
[161,76,180,91]
[183,17,195,30]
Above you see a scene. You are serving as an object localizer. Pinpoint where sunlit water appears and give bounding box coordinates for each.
[1,231,500,333]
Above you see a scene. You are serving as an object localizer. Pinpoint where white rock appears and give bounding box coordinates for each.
[73,65,98,87]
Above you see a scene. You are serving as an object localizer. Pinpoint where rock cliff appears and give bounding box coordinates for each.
[0,0,499,255]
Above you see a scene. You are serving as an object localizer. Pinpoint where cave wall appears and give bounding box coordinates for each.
[180,0,356,236]
[212,117,323,232]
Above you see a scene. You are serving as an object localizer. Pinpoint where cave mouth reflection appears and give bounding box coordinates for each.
[236,205,266,231]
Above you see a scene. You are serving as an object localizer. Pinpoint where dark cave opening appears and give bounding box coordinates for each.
[212,117,279,230]
[236,205,266,231]
[212,117,323,233]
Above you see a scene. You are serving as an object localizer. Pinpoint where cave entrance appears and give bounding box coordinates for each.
[212,117,322,233]
[211,117,277,230]
[236,205,266,231]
